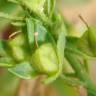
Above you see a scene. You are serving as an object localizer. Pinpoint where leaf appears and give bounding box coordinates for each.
[26,18,34,49]
[9,0,45,13]
[25,19,54,49]
[8,61,37,79]
[51,14,67,39]
[11,0,47,23]
[22,0,45,13]
[57,31,66,66]
[35,21,47,43]
[0,57,14,67]
[11,21,25,26]
[0,12,23,21]
[52,77,79,96]
[0,0,19,32]
[34,20,55,45]
[44,0,51,16]
[65,37,91,73]
[44,0,56,18]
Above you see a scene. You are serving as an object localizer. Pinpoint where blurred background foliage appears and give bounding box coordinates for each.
[0,0,95,96]
[58,0,89,6]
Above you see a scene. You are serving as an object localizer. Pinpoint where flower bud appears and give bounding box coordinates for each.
[88,27,96,56]
[31,43,58,75]
[8,33,26,61]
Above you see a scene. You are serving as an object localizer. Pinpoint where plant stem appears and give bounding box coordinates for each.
[65,51,96,96]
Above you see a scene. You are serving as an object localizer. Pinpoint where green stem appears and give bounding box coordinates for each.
[65,51,96,96]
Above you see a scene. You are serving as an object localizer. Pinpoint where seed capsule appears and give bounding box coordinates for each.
[31,43,58,75]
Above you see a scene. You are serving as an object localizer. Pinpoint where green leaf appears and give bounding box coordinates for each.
[0,57,14,67]
[44,0,51,16]
[34,20,55,45]
[0,0,19,32]
[44,0,56,18]
[52,77,79,96]
[25,18,54,48]
[57,31,66,66]
[8,61,37,79]
[9,0,46,13]
[35,21,46,43]
[22,0,45,14]
[26,18,34,49]
[11,0,48,23]
[65,37,91,73]
[51,14,67,39]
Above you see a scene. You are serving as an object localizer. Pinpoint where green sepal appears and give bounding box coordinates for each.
[44,31,66,84]
[66,35,96,59]
[75,28,96,58]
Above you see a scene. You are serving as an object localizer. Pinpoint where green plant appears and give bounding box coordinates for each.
[0,0,96,96]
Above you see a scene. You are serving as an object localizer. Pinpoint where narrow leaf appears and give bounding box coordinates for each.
[0,57,14,67]
[26,18,34,49]
[8,61,37,79]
